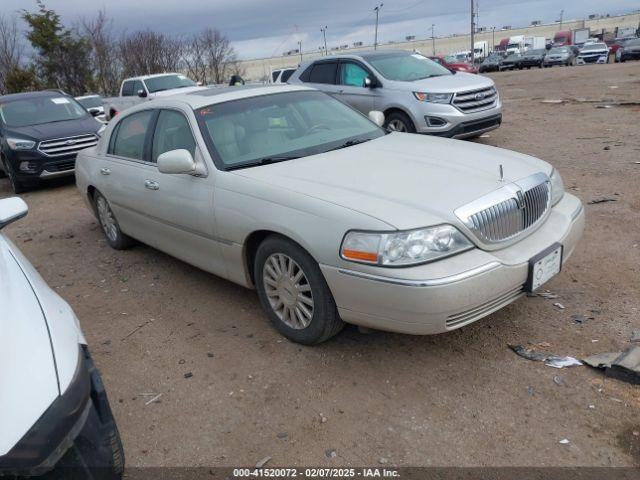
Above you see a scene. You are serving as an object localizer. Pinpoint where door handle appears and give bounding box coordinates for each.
[144,180,159,190]
[100,167,111,175]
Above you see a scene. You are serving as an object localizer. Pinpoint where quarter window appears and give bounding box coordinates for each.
[110,110,154,160]
[151,110,197,162]
[340,62,369,87]
[308,62,338,84]
[121,81,134,96]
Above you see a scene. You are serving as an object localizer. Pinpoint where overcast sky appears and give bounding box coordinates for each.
[3,0,639,58]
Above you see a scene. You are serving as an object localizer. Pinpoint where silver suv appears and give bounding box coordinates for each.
[288,50,502,139]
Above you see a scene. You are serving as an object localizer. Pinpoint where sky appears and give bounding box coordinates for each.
[3,0,639,59]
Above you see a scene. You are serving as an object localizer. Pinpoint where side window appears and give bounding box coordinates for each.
[110,110,154,160]
[133,80,144,96]
[340,62,369,87]
[121,81,134,96]
[308,62,337,84]
[280,69,295,83]
[271,71,280,82]
[151,110,196,163]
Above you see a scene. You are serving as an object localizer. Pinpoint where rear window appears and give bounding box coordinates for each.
[308,62,337,84]
[110,110,155,160]
[121,81,134,96]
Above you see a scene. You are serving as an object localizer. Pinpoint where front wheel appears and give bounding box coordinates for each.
[255,235,344,344]
[4,161,27,194]
[93,190,135,250]
[384,111,416,133]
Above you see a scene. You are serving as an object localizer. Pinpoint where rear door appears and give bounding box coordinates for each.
[300,60,340,96]
[336,60,377,114]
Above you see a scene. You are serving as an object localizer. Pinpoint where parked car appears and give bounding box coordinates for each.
[270,67,297,84]
[75,85,584,345]
[543,46,576,67]
[0,91,102,193]
[498,52,522,70]
[288,50,501,138]
[0,197,124,477]
[75,94,106,123]
[428,55,478,74]
[617,37,640,62]
[576,42,610,65]
[104,73,206,120]
[478,54,503,73]
[518,49,546,68]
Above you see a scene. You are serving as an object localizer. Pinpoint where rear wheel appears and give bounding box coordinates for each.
[93,190,135,250]
[384,111,416,133]
[255,235,344,344]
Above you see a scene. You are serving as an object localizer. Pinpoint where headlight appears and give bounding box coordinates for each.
[340,225,473,267]
[550,168,565,206]
[6,138,36,150]
[413,92,453,103]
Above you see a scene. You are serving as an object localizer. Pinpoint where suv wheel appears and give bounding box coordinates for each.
[93,190,135,250]
[255,235,344,344]
[385,111,416,133]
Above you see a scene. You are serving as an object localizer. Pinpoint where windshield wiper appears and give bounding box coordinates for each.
[325,138,372,152]
[227,155,301,171]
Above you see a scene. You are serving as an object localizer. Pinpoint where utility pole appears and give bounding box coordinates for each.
[470,0,475,63]
[298,40,302,62]
[431,24,435,55]
[559,9,564,30]
[374,3,383,50]
[492,26,495,51]
[320,26,328,56]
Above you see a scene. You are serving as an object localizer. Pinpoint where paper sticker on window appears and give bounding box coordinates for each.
[51,98,70,104]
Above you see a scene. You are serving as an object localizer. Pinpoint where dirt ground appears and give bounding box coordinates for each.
[2,62,640,468]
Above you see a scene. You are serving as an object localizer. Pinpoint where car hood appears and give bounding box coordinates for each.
[387,72,493,93]
[0,235,59,455]
[232,133,551,231]
[7,116,101,142]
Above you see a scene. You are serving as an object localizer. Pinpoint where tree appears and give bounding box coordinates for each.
[0,13,24,94]
[81,9,120,95]
[118,30,184,78]
[21,1,93,95]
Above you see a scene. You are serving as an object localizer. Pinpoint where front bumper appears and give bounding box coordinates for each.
[3,148,77,184]
[544,58,569,65]
[321,193,584,335]
[577,55,608,65]
[0,346,124,478]
[411,99,502,138]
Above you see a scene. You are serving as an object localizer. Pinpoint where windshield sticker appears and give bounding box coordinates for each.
[199,107,214,116]
[51,97,70,104]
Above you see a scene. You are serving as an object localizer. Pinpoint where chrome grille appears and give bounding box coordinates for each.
[38,134,98,157]
[455,173,551,246]
[452,86,498,113]
[446,286,524,329]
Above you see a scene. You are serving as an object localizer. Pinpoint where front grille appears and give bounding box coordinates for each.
[38,134,98,157]
[446,286,524,329]
[454,173,551,246]
[452,86,498,113]
[460,116,501,135]
[43,159,75,172]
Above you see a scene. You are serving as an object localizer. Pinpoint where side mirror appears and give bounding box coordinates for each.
[363,76,377,88]
[88,107,101,117]
[137,89,148,98]
[157,149,196,175]
[368,111,385,128]
[0,197,28,230]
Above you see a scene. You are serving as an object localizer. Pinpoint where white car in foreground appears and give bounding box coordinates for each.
[76,84,584,345]
[0,198,124,478]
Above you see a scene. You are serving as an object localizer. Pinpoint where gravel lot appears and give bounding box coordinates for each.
[2,63,639,468]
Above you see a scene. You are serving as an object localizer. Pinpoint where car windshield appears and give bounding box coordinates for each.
[443,55,458,63]
[363,52,451,81]
[549,47,569,54]
[76,96,103,109]
[196,90,384,170]
[582,43,607,51]
[0,95,88,127]
[144,74,196,93]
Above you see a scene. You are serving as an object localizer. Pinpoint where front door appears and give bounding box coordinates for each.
[336,61,377,114]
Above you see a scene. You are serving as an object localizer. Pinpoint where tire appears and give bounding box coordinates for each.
[254,235,344,345]
[93,190,135,250]
[384,111,416,133]
[4,161,27,194]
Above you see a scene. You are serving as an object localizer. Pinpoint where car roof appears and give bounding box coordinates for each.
[0,90,69,103]
[122,72,184,82]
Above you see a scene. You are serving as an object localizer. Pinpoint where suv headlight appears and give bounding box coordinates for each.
[7,138,36,150]
[550,169,565,206]
[340,225,473,267]
[413,92,453,103]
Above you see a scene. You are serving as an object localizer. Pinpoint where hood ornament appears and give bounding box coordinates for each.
[499,164,504,183]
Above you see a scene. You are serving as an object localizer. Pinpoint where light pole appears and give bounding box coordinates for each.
[470,0,475,63]
[298,40,302,62]
[320,26,328,56]
[559,9,564,30]
[374,3,383,50]
[492,26,495,51]
[431,24,435,55]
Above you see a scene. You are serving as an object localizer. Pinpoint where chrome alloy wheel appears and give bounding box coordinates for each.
[96,195,118,243]
[262,253,314,329]
[387,119,408,132]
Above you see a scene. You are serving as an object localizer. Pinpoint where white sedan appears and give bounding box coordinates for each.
[75,84,585,344]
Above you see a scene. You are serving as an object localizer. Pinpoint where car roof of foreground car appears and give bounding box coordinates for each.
[0,90,69,103]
